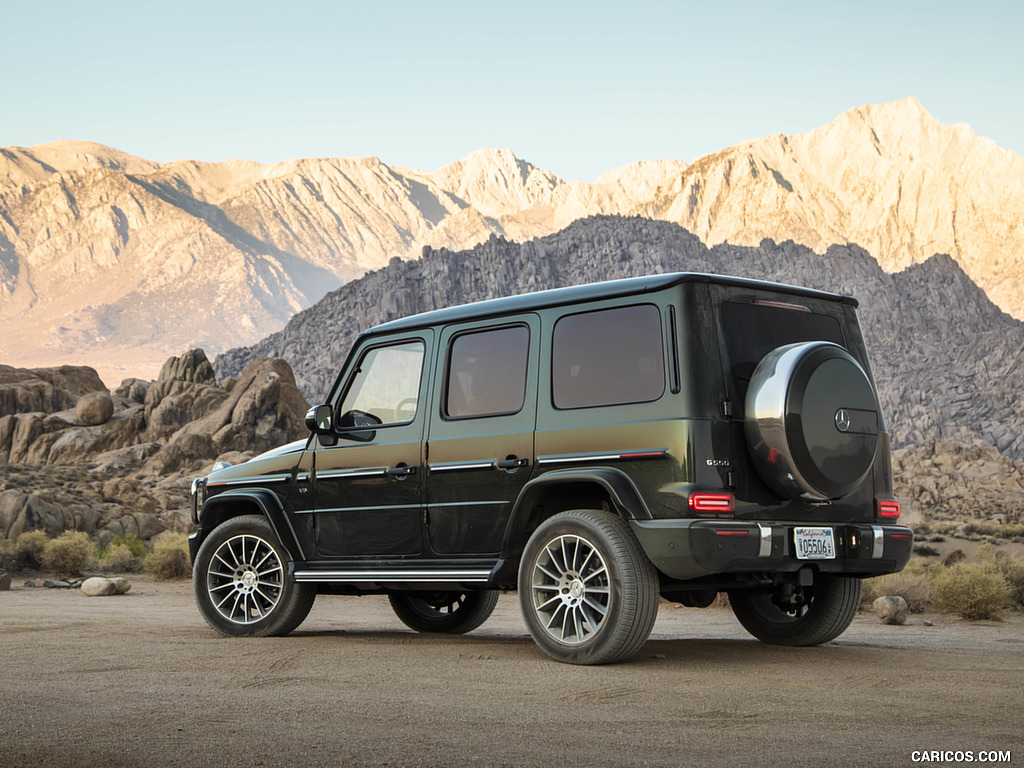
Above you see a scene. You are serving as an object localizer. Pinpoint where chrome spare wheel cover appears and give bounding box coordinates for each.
[207,534,284,624]
[529,534,610,645]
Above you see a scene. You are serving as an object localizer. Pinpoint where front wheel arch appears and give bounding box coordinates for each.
[197,489,304,562]
[193,514,315,637]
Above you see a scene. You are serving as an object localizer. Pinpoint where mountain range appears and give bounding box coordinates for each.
[2,97,1022,385]
[217,216,1024,529]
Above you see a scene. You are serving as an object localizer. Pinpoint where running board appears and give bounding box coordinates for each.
[293,569,492,583]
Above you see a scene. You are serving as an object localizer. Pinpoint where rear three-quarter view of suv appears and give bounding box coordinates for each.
[188,272,913,664]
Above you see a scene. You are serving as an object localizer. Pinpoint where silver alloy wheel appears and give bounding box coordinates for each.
[528,533,611,645]
[206,533,284,625]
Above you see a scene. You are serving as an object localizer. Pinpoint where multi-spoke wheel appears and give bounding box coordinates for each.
[728,573,861,646]
[519,509,658,665]
[389,590,499,634]
[193,515,315,637]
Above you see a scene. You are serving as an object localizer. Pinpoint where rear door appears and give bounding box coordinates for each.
[424,315,539,555]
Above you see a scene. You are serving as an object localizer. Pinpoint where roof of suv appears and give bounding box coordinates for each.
[368,272,855,336]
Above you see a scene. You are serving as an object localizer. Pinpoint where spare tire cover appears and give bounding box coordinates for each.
[744,341,880,500]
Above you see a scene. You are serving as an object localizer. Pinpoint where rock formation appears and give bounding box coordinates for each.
[0,351,308,542]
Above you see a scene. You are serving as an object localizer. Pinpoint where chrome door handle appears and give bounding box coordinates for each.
[495,457,529,470]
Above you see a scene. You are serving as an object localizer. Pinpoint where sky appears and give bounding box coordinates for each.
[3,0,1022,182]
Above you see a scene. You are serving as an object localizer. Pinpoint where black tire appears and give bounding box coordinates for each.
[389,590,499,634]
[728,573,861,646]
[193,515,315,637]
[518,509,659,665]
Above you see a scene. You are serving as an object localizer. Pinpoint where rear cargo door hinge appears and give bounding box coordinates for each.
[722,401,734,418]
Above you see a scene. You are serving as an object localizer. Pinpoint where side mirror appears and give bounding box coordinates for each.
[305,404,334,435]
[305,404,338,447]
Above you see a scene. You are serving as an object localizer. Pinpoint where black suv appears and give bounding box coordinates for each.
[189,273,912,664]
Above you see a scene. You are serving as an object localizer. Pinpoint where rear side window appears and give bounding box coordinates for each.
[721,300,845,400]
[446,326,530,419]
[552,304,665,409]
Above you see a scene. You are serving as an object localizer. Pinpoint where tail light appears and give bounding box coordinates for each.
[689,492,735,515]
[876,499,900,521]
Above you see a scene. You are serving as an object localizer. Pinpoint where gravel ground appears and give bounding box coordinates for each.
[1,578,1021,768]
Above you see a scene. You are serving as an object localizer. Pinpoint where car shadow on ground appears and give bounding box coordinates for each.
[284,626,906,666]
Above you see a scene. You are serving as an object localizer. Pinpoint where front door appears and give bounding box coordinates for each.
[313,335,431,556]
[425,316,538,555]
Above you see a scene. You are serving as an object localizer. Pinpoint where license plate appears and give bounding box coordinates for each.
[794,527,836,560]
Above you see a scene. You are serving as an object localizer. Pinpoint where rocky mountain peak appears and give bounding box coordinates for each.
[427,147,562,216]
[2,98,1023,381]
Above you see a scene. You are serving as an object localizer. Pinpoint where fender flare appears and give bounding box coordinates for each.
[499,467,652,560]
[197,488,305,562]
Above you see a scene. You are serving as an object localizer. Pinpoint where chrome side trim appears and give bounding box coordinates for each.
[293,569,491,583]
[316,467,388,480]
[539,453,623,465]
[537,449,668,466]
[429,461,495,473]
[427,500,505,509]
[296,472,310,483]
[757,523,773,557]
[305,504,420,515]
[208,474,290,487]
[872,525,885,559]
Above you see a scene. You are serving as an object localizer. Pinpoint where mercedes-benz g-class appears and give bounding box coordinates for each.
[189,273,912,664]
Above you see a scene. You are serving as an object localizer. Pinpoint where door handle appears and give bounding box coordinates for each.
[386,464,417,478]
[495,457,530,470]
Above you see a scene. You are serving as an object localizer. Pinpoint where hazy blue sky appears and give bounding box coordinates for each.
[4,0,1021,181]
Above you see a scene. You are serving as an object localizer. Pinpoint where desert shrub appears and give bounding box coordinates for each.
[112,534,148,559]
[995,557,1024,609]
[99,542,145,574]
[913,544,940,557]
[144,531,191,581]
[41,530,93,577]
[942,549,966,566]
[975,544,1024,609]
[963,521,1024,540]
[0,534,14,570]
[929,562,1012,620]
[15,530,51,570]
[862,558,932,613]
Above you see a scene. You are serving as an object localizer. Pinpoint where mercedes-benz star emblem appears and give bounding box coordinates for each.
[835,408,852,432]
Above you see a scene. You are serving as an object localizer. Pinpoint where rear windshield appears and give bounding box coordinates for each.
[721,300,845,401]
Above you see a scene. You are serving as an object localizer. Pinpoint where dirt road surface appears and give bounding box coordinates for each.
[1,579,1021,768]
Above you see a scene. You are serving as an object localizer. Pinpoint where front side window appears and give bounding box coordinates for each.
[552,304,665,409]
[446,326,530,419]
[338,341,424,425]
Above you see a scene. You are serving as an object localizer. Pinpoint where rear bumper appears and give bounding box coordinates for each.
[630,519,913,581]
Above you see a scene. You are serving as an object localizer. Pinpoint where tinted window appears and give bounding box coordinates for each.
[446,326,530,419]
[553,304,665,409]
[338,341,424,425]
[721,300,845,401]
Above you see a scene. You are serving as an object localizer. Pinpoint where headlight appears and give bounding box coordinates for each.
[190,477,207,524]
